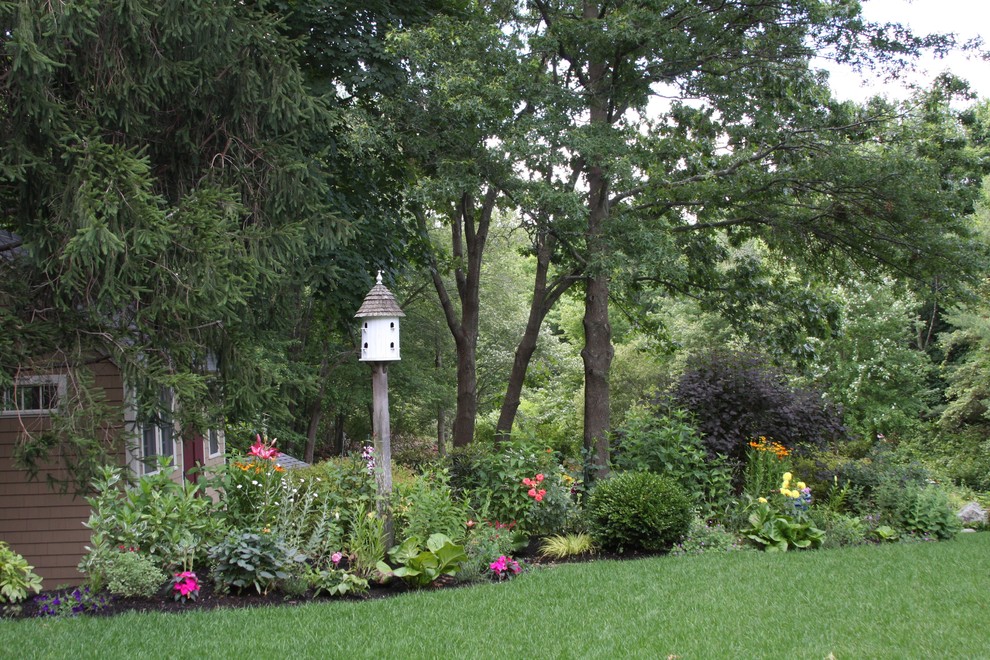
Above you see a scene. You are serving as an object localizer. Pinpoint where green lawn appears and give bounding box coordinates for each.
[6,533,988,659]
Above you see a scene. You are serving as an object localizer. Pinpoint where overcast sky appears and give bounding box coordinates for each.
[823,0,989,102]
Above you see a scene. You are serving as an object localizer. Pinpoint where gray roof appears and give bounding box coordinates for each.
[0,230,24,262]
[354,272,405,318]
[275,453,310,470]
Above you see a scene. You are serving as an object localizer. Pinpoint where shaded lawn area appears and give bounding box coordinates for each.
[6,533,988,659]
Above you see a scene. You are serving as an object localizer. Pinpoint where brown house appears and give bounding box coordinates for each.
[0,358,225,587]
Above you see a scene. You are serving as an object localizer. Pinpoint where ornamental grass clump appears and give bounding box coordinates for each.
[587,472,692,554]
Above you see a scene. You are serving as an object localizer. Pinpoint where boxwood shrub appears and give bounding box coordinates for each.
[587,472,692,554]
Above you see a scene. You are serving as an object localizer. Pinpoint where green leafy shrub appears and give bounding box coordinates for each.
[347,509,387,579]
[290,457,377,537]
[376,534,468,588]
[104,549,167,598]
[671,349,846,460]
[82,464,220,575]
[458,521,526,583]
[611,405,735,513]
[670,518,745,557]
[394,467,469,544]
[587,472,693,553]
[0,541,43,603]
[209,531,307,595]
[741,502,825,552]
[876,482,962,540]
[306,567,369,597]
[447,439,567,533]
[808,509,868,549]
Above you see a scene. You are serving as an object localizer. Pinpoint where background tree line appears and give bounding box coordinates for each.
[1,1,988,490]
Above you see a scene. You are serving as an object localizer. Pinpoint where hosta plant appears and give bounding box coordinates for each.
[742,502,825,552]
[376,533,467,588]
[209,531,307,595]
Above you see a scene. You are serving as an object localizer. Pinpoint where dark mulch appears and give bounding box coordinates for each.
[1,547,651,621]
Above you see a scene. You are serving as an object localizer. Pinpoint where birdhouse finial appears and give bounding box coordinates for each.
[376,270,383,285]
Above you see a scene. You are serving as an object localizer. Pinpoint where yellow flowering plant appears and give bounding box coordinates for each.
[742,436,791,500]
[740,470,824,551]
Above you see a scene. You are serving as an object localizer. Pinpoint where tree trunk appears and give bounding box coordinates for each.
[419,189,496,448]
[496,234,577,440]
[581,41,613,481]
[304,352,331,464]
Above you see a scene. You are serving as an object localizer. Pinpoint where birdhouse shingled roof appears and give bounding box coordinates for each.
[354,272,405,318]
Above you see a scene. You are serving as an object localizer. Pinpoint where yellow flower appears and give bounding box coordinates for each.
[758,497,768,504]
[783,472,793,481]
[797,481,806,490]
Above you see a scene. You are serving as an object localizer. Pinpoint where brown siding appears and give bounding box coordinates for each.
[0,359,124,587]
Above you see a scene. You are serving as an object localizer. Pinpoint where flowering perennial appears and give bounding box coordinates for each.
[249,434,280,460]
[748,436,790,460]
[172,571,200,603]
[523,473,546,502]
[779,472,812,510]
[489,555,521,578]
[361,445,376,476]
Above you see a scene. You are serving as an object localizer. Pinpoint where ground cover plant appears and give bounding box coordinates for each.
[4,533,987,658]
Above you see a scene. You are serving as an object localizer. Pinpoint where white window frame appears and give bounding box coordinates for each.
[0,374,66,418]
[126,387,177,476]
[207,427,224,459]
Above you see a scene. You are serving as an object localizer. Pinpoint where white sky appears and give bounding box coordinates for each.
[822,0,990,102]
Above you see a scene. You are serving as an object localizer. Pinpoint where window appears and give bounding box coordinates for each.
[139,389,175,474]
[207,428,222,458]
[0,375,64,417]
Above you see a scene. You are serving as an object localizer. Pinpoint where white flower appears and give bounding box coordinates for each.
[252,480,259,486]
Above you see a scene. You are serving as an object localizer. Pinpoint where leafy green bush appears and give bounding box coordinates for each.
[394,467,469,544]
[82,464,220,574]
[876,482,962,540]
[0,541,43,603]
[347,509,387,580]
[290,457,377,537]
[741,502,825,552]
[671,349,846,460]
[376,534,467,588]
[104,549,167,598]
[447,439,566,533]
[670,518,745,557]
[209,531,307,595]
[611,405,734,513]
[458,521,526,583]
[808,509,868,549]
[587,472,692,554]
[306,567,369,597]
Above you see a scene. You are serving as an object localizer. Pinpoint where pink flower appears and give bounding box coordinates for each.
[249,434,280,460]
[331,552,343,566]
[535,473,544,483]
[528,487,537,497]
[535,489,546,502]
[466,519,475,528]
[522,477,533,487]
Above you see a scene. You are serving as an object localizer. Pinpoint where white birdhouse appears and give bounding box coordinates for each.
[354,272,405,362]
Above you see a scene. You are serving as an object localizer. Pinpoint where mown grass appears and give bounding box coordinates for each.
[5,533,988,659]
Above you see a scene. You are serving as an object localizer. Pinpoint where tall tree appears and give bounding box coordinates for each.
[0,0,348,487]
[500,1,981,478]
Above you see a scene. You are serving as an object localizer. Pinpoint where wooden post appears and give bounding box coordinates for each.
[371,362,394,546]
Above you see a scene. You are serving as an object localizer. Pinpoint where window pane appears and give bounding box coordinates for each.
[208,429,219,455]
[160,423,173,459]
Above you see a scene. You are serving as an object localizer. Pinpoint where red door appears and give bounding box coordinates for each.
[183,433,205,483]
